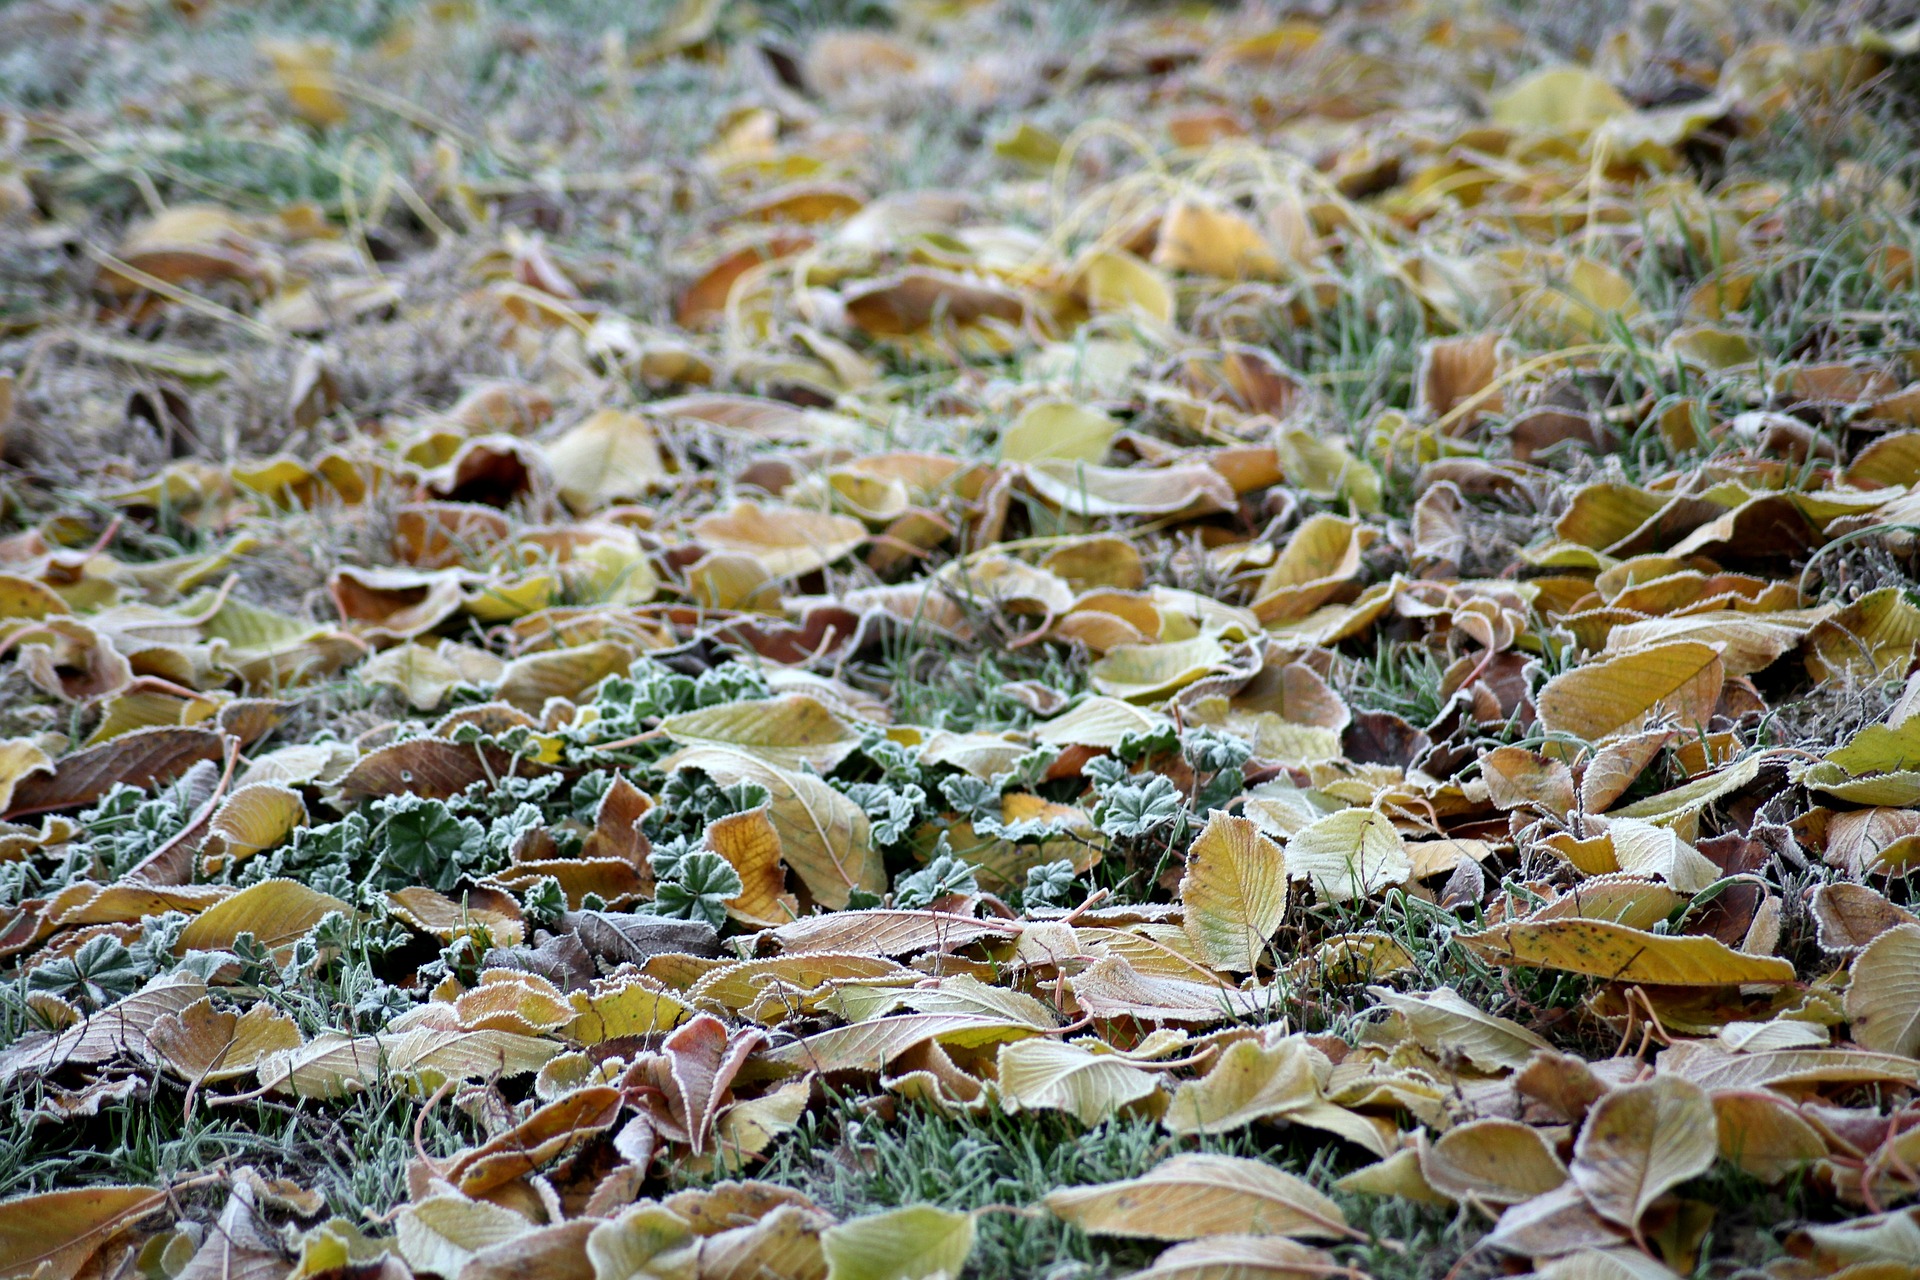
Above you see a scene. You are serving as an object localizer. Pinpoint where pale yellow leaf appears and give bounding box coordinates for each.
[396,1197,533,1277]
[1284,808,1410,903]
[1570,1075,1717,1230]
[174,879,350,955]
[660,694,862,771]
[1367,985,1550,1072]
[1044,1154,1351,1241]
[1000,400,1117,464]
[1845,922,1920,1057]
[1419,1119,1568,1205]
[1164,1035,1322,1135]
[1460,919,1796,986]
[1179,812,1288,971]
[546,409,667,509]
[822,1205,974,1280]
[997,1038,1160,1125]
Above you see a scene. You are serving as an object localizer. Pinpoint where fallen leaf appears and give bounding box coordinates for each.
[1044,1154,1353,1241]
[1537,643,1725,745]
[1571,1075,1717,1234]
[1284,808,1410,903]
[0,1185,169,1280]
[821,1205,974,1280]
[1844,922,1920,1056]
[1179,812,1289,971]
[997,1037,1160,1124]
[1460,920,1797,986]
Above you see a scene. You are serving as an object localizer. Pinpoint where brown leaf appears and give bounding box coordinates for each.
[447,1085,624,1195]
[334,738,525,801]
[0,1185,169,1280]
[3,727,226,820]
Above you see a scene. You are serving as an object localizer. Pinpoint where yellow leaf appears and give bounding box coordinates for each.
[1179,812,1289,971]
[1460,919,1796,986]
[0,738,55,816]
[361,644,467,711]
[1538,1248,1688,1280]
[453,972,575,1035]
[1077,249,1175,325]
[1091,637,1231,702]
[1570,1075,1717,1231]
[1154,199,1283,280]
[997,1038,1160,1124]
[1368,985,1550,1071]
[1165,1035,1323,1135]
[1252,516,1373,624]
[1480,747,1576,817]
[585,1203,696,1280]
[566,978,693,1044]
[396,1197,533,1277]
[660,693,862,771]
[664,746,881,909]
[448,573,553,627]
[1665,324,1757,371]
[1272,430,1384,514]
[693,502,867,578]
[1420,1119,1568,1205]
[256,1027,558,1098]
[1121,1235,1340,1280]
[702,954,911,1023]
[147,998,303,1083]
[1605,610,1819,678]
[828,468,912,524]
[1802,715,1920,806]
[1490,66,1632,132]
[1044,1154,1352,1241]
[765,1013,1037,1074]
[1284,808,1409,904]
[1536,642,1725,745]
[999,400,1118,464]
[1600,818,1722,895]
[388,887,526,947]
[992,121,1063,172]
[174,879,351,956]
[1024,459,1236,518]
[1845,922,1920,1057]
[1033,698,1173,749]
[1334,1150,1450,1206]
[1806,587,1920,682]
[202,782,307,868]
[822,1205,974,1280]
[1712,1091,1828,1182]
[0,574,70,620]
[894,956,1041,1025]
[545,409,667,510]
[260,38,349,127]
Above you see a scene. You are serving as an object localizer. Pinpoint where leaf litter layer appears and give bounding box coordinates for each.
[3,0,1920,1277]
